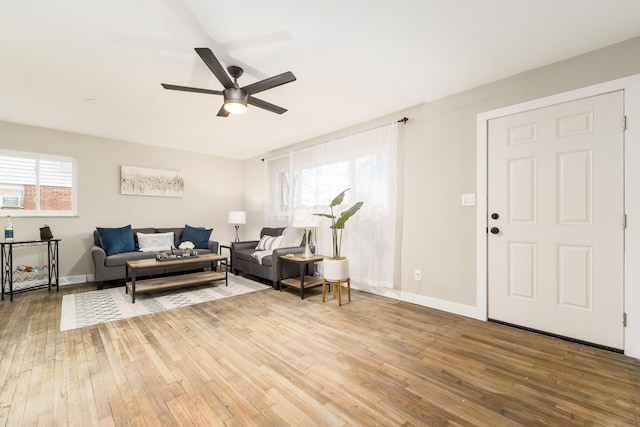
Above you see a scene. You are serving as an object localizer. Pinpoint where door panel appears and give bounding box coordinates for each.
[508,242,537,300]
[509,157,537,223]
[558,150,592,224]
[488,91,624,349]
[557,245,592,310]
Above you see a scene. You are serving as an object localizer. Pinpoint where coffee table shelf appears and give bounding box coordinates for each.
[126,253,226,303]
[126,270,225,294]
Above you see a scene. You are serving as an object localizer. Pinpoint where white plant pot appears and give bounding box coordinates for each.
[323,258,350,281]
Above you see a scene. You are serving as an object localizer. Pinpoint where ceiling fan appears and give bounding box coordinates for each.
[161,47,296,117]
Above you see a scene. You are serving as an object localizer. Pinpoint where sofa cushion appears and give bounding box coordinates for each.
[105,250,156,267]
[181,224,212,249]
[137,232,174,252]
[97,225,136,256]
[261,255,274,267]
[235,248,255,262]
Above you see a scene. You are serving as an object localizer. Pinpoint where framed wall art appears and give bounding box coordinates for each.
[120,166,184,197]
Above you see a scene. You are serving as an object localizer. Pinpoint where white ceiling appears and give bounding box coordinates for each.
[2,1,640,160]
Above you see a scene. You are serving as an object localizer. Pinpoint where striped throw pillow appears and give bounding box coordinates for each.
[255,235,283,251]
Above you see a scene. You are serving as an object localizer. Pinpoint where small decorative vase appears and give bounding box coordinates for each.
[323,258,350,281]
[4,215,14,242]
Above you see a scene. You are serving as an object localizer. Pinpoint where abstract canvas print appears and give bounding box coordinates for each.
[120,165,184,197]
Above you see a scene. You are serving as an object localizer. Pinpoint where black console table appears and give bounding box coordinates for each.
[1,239,60,301]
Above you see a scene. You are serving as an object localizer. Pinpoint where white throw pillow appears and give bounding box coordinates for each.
[255,235,283,251]
[137,232,174,252]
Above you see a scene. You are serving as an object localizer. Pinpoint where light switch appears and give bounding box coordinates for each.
[462,193,476,206]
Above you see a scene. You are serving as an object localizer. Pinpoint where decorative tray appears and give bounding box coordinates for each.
[156,250,199,262]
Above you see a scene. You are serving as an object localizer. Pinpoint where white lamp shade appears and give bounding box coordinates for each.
[292,208,320,228]
[228,211,246,224]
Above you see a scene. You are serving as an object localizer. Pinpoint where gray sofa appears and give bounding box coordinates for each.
[231,227,312,288]
[91,226,219,284]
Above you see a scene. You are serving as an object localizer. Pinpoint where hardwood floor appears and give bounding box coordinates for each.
[0,282,638,426]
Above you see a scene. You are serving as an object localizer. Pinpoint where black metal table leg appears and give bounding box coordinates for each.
[54,240,59,291]
[47,240,60,292]
[1,245,5,301]
[132,272,136,303]
[7,245,13,301]
[224,259,228,286]
[126,264,136,303]
[47,241,51,290]
[299,262,305,299]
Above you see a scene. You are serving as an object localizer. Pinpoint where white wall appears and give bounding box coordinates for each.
[4,35,640,353]
[0,121,244,280]
[475,75,640,358]
[400,36,640,311]
[243,36,640,351]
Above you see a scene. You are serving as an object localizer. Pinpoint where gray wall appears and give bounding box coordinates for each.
[245,36,640,308]
[0,122,243,280]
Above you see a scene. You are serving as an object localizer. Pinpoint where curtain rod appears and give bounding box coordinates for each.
[262,117,408,162]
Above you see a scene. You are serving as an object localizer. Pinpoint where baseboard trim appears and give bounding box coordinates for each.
[59,275,88,286]
[350,282,483,320]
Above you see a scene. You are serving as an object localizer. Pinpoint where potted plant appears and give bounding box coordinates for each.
[314,188,363,281]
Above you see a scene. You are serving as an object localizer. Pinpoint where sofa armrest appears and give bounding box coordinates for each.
[91,245,107,266]
[230,241,259,273]
[272,246,307,257]
[208,240,219,254]
[231,240,259,251]
[91,245,109,282]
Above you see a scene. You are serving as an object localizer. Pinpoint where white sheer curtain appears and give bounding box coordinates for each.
[264,122,398,289]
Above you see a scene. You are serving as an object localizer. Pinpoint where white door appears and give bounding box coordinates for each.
[487,91,624,349]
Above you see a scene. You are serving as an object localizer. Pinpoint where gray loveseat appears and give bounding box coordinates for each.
[231,227,312,289]
[91,226,219,284]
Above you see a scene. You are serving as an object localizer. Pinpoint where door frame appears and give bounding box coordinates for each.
[476,74,640,358]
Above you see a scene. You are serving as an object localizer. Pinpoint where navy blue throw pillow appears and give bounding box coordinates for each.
[181,224,212,249]
[97,225,136,256]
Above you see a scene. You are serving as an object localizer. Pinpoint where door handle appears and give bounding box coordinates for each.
[490,227,500,235]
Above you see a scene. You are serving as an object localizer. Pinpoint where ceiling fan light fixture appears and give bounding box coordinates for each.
[224,100,248,114]
[161,48,295,116]
[223,88,248,114]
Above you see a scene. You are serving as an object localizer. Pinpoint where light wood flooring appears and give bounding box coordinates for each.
[0,281,638,426]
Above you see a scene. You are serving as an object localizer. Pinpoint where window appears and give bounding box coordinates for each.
[0,150,77,216]
[265,122,398,289]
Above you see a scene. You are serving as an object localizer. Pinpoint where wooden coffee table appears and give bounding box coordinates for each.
[125,253,227,303]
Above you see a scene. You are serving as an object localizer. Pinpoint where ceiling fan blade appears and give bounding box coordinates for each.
[247,96,287,114]
[217,105,230,117]
[161,83,223,95]
[195,47,235,89]
[242,71,296,96]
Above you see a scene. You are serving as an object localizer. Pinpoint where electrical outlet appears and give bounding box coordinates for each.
[414,269,422,281]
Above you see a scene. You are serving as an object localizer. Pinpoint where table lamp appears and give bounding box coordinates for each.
[292,208,319,258]
[228,211,246,242]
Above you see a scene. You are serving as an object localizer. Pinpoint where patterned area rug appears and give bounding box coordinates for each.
[60,275,268,331]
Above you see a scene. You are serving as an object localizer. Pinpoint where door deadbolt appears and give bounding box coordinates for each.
[491,213,499,220]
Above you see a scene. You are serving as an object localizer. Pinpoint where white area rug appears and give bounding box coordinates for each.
[60,275,268,331]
